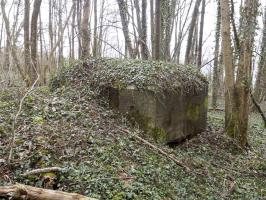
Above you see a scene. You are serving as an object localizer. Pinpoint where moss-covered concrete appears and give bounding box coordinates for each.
[108,86,208,143]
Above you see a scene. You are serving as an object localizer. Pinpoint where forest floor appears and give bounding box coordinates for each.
[0,73,265,199]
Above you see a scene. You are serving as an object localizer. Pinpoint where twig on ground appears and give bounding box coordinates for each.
[22,167,64,177]
[119,128,190,172]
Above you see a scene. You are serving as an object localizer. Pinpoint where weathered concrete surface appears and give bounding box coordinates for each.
[107,86,208,143]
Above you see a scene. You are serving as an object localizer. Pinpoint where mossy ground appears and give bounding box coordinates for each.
[0,61,265,199]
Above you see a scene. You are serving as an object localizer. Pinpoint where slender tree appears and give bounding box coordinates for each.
[24,0,30,85]
[1,0,27,83]
[1,0,10,72]
[81,0,91,58]
[71,0,76,59]
[154,0,161,60]
[141,0,149,59]
[212,0,221,108]
[117,0,134,58]
[254,6,266,103]
[150,0,155,59]
[30,0,42,85]
[93,0,98,57]
[185,0,201,65]
[197,0,206,68]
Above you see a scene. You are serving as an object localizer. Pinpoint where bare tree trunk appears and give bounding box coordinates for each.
[212,0,221,108]
[220,0,236,136]
[197,0,205,68]
[71,0,76,59]
[184,0,201,65]
[97,0,105,57]
[173,0,194,64]
[150,0,155,59]
[141,0,149,59]
[162,0,176,61]
[30,0,42,85]
[93,0,98,57]
[190,18,199,64]
[130,0,139,58]
[1,0,27,83]
[81,0,91,58]
[1,0,10,72]
[58,0,63,64]
[134,0,142,35]
[48,0,54,55]
[77,0,82,58]
[154,0,161,60]
[39,11,43,67]
[117,0,134,58]
[221,0,258,147]
[25,8,33,72]
[254,6,266,103]
[0,19,3,51]
[234,0,258,146]
[3,27,10,72]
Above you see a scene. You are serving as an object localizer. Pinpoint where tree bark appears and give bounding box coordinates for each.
[212,0,221,108]
[154,0,161,60]
[81,0,91,58]
[71,0,76,59]
[141,0,149,59]
[220,0,236,137]
[197,0,206,68]
[97,0,105,57]
[58,0,63,64]
[150,0,155,59]
[221,0,258,147]
[117,0,134,58]
[234,0,258,146]
[185,0,201,65]
[93,0,98,57]
[162,0,177,61]
[77,0,82,58]
[254,6,266,103]
[30,0,42,85]
[1,0,11,72]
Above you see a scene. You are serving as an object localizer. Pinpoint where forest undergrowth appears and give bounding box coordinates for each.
[0,65,265,199]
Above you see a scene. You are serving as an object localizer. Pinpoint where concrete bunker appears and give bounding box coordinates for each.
[90,58,208,143]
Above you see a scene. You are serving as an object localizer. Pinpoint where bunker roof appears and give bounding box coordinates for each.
[87,58,208,94]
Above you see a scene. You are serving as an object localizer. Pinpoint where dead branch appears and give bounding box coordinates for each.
[8,74,39,164]
[250,91,266,127]
[209,108,224,111]
[22,167,64,177]
[120,128,190,172]
[0,184,97,200]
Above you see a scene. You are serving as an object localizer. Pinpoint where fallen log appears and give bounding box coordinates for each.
[0,184,97,200]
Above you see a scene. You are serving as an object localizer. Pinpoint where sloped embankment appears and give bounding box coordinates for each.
[0,59,265,199]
